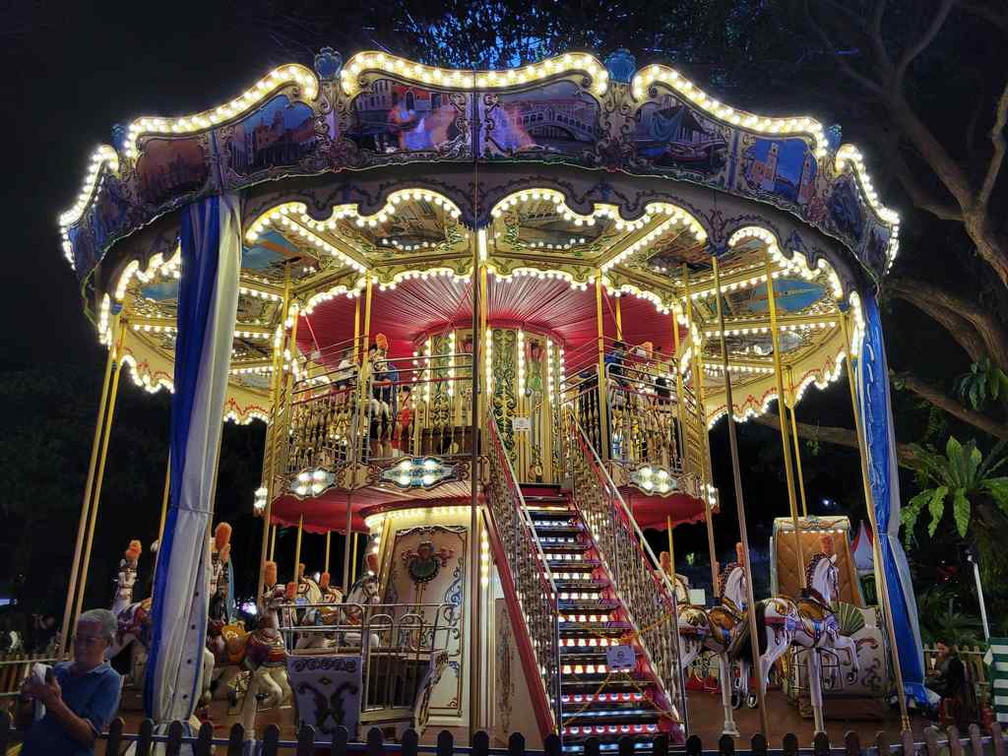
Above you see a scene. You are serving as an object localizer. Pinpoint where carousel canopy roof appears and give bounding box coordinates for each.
[60,48,897,426]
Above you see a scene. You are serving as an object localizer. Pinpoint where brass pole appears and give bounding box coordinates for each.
[786,366,809,518]
[595,274,609,460]
[841,312,911,732]
[157,454,171,545]
[684,267,719,589]
[293,513,304,583]
[362,274,374,350]
[615,295,623,341]
[353,294,362,361]
[666,515,676,577]
[671,305,688,477]
[764,258,806,588]
[59,334,115,656]
[712,255,770,736]
[325,531,331,574]
[72,337,125,636]
[350,534,360,584]
[257,269,291,602]
[342,494,354,594]
[269,525,277,562]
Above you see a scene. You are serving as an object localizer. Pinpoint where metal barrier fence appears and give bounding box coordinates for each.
[0,654,64,698]
[0,711,1005,756]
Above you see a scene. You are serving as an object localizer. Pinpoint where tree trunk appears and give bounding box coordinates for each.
[896,371,1008,440]
[751,412,920,467]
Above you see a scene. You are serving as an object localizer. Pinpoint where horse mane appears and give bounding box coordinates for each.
[805,552,831,593]
[717,562,741,600]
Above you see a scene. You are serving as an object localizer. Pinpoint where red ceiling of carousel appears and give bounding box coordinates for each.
[296,275,684,361]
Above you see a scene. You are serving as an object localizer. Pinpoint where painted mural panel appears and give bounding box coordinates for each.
[480,80,600,158]
[222,95,323,183]
[633,95,731,183]
[135,136,211,207]
[381,524,467,719]
[346,81,469,156]
[738,136,818,208]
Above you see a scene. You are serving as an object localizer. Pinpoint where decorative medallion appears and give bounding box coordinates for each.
[401,540,455,585]
[628,464,679,496]
[379,457,456,489]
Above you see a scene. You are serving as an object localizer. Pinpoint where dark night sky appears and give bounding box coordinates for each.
[0,2,965,608]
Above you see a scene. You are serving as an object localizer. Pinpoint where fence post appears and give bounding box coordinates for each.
[653,732,669,756]
[331,725,349,756]
[844,731,861,756]
[436,729,454,756]
[367,726,385,756]
[510,731,527,756]
[968,724,984,756]
[585,736,601,756]
[901,729,915,756]
[262,723,282,756]
[194,720,214,756]
[473,730,490,756]
[227,722,246,756]
[814,732,831,756]
[783,733,799,756]
[544,733,562,756]
[923,726,940,756]
[875,732,891,756]
[947,727,964,756]
[166,719,184,756]
[403,728,419,756]
[991,721,1006,756]
[136,718,155,756]
[296,724,316,756]
[686,734,703,756]
[105,717,125,752]
[751,733,769,756]
[0,709,9,754]
[719,734,736,756]
[618,735,634,756]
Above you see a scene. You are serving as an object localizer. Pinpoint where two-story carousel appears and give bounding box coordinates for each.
[56,46,925,748]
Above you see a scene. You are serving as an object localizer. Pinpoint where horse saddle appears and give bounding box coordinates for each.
[677,605,711,638]
[247,629,286,666]
[796,598,835,642]
[707,605,749,657]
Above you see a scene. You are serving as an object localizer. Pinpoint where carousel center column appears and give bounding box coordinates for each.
[143,195,241,725]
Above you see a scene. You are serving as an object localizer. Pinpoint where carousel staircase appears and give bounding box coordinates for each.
[520,485,668,752]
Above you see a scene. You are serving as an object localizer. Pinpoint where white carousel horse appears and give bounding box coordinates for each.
[292,571,344,651]
[733,538,859,733]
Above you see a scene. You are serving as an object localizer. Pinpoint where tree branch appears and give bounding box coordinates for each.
[883,138,964,221]
[895,371,1008,440]
[887,276,1008,369]
[977,75,1008,211]
[959,0,1008,36]
[751,412,919,467]
[893,0,955,87]
[886,280,988,362]
[804,0,888,96]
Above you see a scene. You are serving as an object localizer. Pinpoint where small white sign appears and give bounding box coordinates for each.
[512,417,531,432]
[688,588,706,606]
[606,645,636,671]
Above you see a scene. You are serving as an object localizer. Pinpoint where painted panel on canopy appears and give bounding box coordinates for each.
[136,136,213,207]
[220,94,326,186]
[343,80,471,157]
[479,80,601,159]
[632,94,731,182]
[242,228,307,281]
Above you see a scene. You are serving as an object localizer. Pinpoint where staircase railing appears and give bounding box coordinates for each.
[564,412,688,733]
[484,413,562,737]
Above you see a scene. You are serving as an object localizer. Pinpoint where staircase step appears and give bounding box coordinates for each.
[558,598,620,612]
[553,578,607,592]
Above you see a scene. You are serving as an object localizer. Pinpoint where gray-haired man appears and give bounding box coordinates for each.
[17,608,123,755]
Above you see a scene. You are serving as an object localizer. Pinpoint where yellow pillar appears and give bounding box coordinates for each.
[353,294,362,361]
[615,295,623,341]
[350,534,360,584]
[325,531,331,574]
[157,455,171,544]
[293,513,304,582]
[671,305,688,471]
[842,312,911,732]
[362,274,374,350]
[786,366,809,518]
[712,255,770,736]
[59,335,116,656]
[595,274,609,459]
[764,258,805,587]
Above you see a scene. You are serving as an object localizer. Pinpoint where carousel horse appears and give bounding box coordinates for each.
[292,571,345,651]
[208,561,292,722]
[734,536,859,733]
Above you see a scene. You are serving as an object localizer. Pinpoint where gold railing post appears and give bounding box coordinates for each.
[595,273,609,461]
[712,255,770,736]
[59,326,116,656]
[671,305,688,474]
[71,320,126,639]
[786,366,809,517]
[615,295,623,341]
[157,455,171,544]
[765,257,805,587]
[350,533,360,584]
[841,311,911,732]
[683,266,719,590]
[325,531,331,574]
[293,513,304,582]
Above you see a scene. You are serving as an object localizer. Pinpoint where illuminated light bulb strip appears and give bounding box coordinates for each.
[340,51,608,98]
[834,145,901,271]
[125,65,319,160]
[97,295,113,346]
[607,282,670,314]
[447,331,456,398]
[301,278,366,315]
[130,321,272,341]
[480,530,490,588]
[378,266,473,291]
[246,203,369,273]
[239,283,284,302]
[230,364,274,376]
[58,145,120,245]
[224,409,270,425]
[517,329,526,392]
[702,319,837,338]
[600,205,707,272]
[120,353,175,395]
[487,265,590,291]
[731,224,846,300]
[363,504,472,532]
[631,64,828,158]
[114,247,182,302]
[702,363,776,375]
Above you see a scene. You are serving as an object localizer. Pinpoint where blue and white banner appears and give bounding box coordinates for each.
[857,293,928,704]
[144,195,241,722]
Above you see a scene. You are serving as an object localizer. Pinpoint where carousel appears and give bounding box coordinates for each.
[56,45,926,748]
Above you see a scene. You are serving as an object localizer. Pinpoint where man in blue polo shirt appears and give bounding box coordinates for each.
[16,608,122,755]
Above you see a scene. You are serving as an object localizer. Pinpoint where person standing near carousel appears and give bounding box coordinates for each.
[15,609,122,755]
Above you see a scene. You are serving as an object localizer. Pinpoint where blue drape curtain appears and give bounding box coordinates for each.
[144,194,241,722]
[858,292,928,703]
